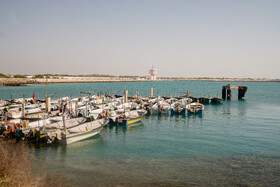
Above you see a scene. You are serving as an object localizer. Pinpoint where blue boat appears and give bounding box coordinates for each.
[210,97,223,104]
[186,102,204,114]
[170,101,186,115]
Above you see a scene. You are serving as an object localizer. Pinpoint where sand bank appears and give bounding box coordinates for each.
[0,77,279,86]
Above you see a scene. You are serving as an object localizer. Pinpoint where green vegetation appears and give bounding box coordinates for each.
[27,74,145,79]
[13,74,27,78]
[33,74,44,78]
[0,73,10,78]
[119,75,140,78]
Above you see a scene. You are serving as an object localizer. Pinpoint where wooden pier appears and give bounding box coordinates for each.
[222,84,248,100]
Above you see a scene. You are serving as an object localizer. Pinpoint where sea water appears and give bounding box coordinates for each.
[1,81,280,186]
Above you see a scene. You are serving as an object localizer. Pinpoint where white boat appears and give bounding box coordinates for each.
[6,104,42,119]
[186,102,204,114]
[59,118,109,144]
[7,110,22,119]
[170,101,186,115]
[43,116,87,129]
[151,101,171,113]
[107,109,147,125]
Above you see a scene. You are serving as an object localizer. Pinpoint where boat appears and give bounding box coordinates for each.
[125,110,147,125]
[211,97,223,104]
[170,101,186,115]
[6,104,43,119]
[107,109,147,125]
[186,102,204,114]
[151,101,171,113]
[189,96,198,102]
[60,118,108,144]
[6,110,22,119]
[198,97,210,104]
[46,117,109,144]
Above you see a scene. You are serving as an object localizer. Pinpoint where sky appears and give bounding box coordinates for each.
[0,0,280,79]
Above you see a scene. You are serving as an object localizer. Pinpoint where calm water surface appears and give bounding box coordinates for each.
[1,81,280,186]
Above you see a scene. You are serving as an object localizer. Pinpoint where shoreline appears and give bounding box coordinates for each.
[0,77,279,86]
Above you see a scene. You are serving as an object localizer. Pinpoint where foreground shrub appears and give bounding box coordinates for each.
[0,140,69,187]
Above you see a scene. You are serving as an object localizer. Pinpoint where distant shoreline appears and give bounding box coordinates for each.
[0,77,279,86]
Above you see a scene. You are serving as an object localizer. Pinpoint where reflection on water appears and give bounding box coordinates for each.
[127,121,144,130]
[107,123,128,135]
[42,155,280,187]
[106,121,144,133]
[237,99,247,117]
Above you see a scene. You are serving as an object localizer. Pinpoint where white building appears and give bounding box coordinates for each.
[146,66,157,80]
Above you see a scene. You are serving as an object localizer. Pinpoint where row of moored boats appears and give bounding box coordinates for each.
[0,94,222,144]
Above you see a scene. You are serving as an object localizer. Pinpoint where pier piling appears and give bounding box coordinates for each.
[222,84,248,100]
[136,90,139,99]
[124,90,128,103]
[227,88,231,100]
[46,97,51,112]
[238,86,248,99]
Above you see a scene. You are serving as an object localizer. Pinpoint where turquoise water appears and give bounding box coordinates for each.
[1,81,280,186]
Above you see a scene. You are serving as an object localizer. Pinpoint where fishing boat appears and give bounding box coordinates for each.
[6,104,43,119]
[189,96,198,102]
[6,110,22,119]
[46,117,109,144]
[186,102,204,114]
[60,118,108,144]
[125,110,147,125]
[211,97,223,104]
[198,97,210,104]
[151,101,171,113]
[170,101,186,115]
[211,91,223,104]
[107,109,147,125]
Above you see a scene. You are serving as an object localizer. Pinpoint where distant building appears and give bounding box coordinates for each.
[146,66,157,80]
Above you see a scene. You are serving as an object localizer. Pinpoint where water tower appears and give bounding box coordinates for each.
[149,66,157,80]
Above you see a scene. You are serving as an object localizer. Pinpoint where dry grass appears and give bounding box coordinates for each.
[0,140,69,187]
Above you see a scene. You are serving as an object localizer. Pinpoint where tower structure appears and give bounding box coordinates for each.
[149,66,157,80]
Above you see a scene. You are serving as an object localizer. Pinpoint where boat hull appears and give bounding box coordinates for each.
[61,126,103,144]
[170,108,186,115]
[59,118,108,144]
[199,97,210,104]
[125,115,144,125]
[211,98,222,104]
[187,109,203,114]
[186,102,204,115]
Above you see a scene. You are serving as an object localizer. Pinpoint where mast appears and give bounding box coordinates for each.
[45,78,48,98]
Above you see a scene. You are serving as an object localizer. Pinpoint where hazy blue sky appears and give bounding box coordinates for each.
[0,0,279,78]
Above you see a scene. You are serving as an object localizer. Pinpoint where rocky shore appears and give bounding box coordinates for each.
[0,77,279,86]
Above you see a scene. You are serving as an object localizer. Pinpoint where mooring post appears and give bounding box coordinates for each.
[124,90,128,103]
[150,88,153,98]
[45,97,51,112]
[227,87,231,100]
[238,86,248,99]
[222,86,227,100]
[22,102,25,118]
